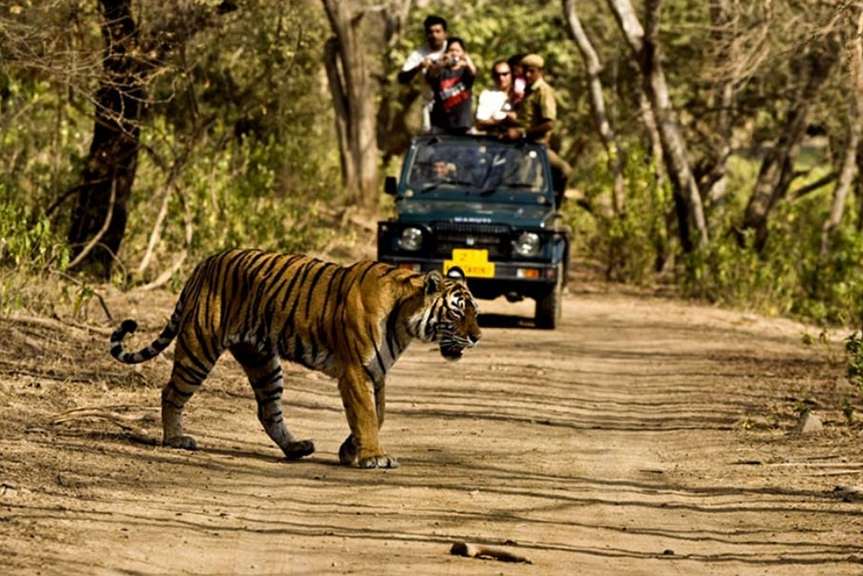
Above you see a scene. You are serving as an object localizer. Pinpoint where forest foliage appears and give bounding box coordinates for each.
[1,0,862,327]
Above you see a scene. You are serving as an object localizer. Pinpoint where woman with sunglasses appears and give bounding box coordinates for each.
[475,59,519,133]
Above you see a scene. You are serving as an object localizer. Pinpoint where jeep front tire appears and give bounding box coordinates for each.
[535,264,563,329]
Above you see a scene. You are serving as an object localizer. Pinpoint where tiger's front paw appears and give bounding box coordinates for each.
[164,435,197,450]
[358,454,400,469]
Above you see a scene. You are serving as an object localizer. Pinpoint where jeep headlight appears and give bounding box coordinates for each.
[398,227,423,251]
[513,232,541,257]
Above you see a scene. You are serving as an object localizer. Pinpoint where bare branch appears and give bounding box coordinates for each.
[66,176,117,271]
[792,172,839,199]
[136,184,174,276]
[563,0,626,214]
[135,181,194,292]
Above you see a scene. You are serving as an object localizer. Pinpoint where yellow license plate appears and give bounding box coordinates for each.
[444,248,495,278]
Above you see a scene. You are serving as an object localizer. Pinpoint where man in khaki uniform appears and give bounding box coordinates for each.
[503,54,571,205]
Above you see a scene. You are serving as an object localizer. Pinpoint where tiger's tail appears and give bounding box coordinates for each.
[110,307,182,365]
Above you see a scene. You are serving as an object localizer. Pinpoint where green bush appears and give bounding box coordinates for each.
[0,192,69,272]
[0,185,70,314]
[567,145,863,327]
[121,130,340,290]
[564,143,670,284]
[682,171,863,325]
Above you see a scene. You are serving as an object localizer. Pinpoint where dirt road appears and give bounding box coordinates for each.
[2,287,863,575]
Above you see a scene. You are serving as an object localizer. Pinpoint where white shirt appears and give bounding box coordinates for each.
[475,89,511,122]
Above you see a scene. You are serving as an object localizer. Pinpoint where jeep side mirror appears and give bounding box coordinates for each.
[384,176,398,196]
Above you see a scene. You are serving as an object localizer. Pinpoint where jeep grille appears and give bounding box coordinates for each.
[432,222,511,259]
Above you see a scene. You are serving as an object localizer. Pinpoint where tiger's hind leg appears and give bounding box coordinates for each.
[230,343,315,460]
[162,338,221,451]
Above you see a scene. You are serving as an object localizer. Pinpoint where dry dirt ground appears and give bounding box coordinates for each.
[2,283,863,575]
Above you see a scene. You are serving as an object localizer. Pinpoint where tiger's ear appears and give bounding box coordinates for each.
[425,270,444,295]
[446,266,466,284]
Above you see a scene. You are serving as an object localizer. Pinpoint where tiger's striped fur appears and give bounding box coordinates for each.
[110,249,481,468]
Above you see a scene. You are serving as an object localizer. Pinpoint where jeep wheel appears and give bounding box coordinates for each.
[535,265,563,329]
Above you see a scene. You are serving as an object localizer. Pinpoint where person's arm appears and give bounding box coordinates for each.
[525,119,554,140]
[450,54,477,78]
[461,53,477,77]
[397,51,429,85]
[500,111,519,127]
[476,115,505,131]
[397,66,420,85]
[426,57,446,78]
[501,120,553,141]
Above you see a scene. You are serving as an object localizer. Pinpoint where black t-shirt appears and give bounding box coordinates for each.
[430,66,474,133]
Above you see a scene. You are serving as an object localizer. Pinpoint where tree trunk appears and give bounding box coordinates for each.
[322,0,385,210]
[821,8,863,257]
[67,0,143,279]
[65,0,234,279]
[857,144,863,232]
[740,45,837,251]
[375,1,418,163]
[638,86,671,272]
[702,0,737,208]
[324,37,356,193]
[563,0,625,215]
[605,0,709,251]
[702,79,734,207]
[820,118,861,257]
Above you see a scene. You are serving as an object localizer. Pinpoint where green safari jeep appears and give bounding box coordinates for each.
[377,134,570,329]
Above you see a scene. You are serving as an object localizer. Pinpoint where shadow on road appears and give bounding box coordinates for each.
[478,312,535,329]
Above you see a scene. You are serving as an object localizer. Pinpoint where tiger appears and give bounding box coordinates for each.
[110,249,481,469]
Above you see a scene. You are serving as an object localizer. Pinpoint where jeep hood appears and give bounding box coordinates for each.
[396,199,555,228]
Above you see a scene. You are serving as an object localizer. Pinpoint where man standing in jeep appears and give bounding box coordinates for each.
[397,15,449,133]
[502,54,572,206]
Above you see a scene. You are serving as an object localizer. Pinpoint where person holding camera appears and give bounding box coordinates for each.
[427,37,476,135]
[398,15,449,132]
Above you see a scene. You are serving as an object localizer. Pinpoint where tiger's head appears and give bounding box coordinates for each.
[410,268,481,361]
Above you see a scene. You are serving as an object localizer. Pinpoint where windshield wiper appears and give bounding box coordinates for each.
[497,182,540,190]
[420,178,475,193]
[478,182,540,195]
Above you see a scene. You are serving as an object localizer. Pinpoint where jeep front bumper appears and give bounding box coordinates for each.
[379,255,559,300]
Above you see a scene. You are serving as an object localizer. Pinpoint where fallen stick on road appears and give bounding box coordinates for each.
[449,542,532,564]
[49,406,159,445]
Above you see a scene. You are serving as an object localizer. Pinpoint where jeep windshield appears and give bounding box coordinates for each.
[405,138,548,197]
